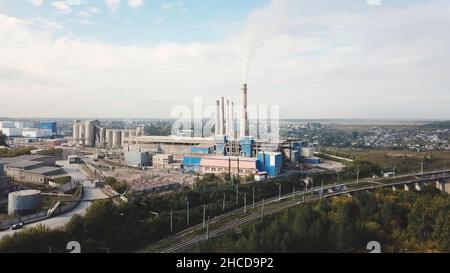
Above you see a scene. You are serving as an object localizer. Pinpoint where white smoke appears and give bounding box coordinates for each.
[239,0,292,83]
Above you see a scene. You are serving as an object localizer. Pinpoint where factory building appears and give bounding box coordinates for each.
[8,190,42,216]
[72,120,144,148]
[256,152,283,177]
[124,151,152,168]
[0,128,22,137]
[124,136,215,156]
[0,163,12,197]
[21,129,52,138]
[153,154,179,169]
[190,145,212,155]
[0,155,69,185]
[0,120,53,138]
[39,121,57,134]
[183,155,258,176]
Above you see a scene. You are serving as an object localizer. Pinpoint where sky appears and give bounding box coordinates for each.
[0,0,449,119]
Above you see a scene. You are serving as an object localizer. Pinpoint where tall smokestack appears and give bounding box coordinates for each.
[231,102,235,138]
[220,97,225,135]
[215,100,220,136]
[240,83,249,137]
[226,99,230,136]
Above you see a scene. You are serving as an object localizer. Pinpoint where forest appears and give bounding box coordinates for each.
[195,187,449,253]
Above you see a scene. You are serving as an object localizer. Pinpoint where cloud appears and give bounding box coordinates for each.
[161,3,173,9]
[1,0,450,119]
[29,0,43,6]
[36,17,63,30]
[128,0,144,8]
[105,0,121,12]
[51,1,72,13]
[88,6,101,14]
[77,11,90,18]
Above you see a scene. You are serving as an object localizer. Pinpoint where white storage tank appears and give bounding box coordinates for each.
[113,130,122,148]
[85,120,95,147]
[73,120,80,142]
[79,123,85,145]
[106,129,114,148]
[8,190,42,216]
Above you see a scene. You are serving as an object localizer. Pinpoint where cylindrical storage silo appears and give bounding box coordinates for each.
[113,130,122,148]
[85,120,95,147]
[79,123,85,145]
[100,128,106,147]
[106,130,114,148]
[73,120,80,143]
[121,131,129,146]
[8,190,42,216]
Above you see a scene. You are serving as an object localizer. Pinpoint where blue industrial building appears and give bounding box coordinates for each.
[240,136,255,157]
[293,141,303,151]
[190,145,211,154]
[39,121,57,134]
[183,155,203,172]
[303,157,321,164]
[257,152,283,177]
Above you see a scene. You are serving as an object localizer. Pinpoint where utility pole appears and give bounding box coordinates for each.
[357,171,360,183]
[311,178,314,197]
[303,183,306,202]
[276,183,281,201]
[83,223,87,242]
[261,199,265,218]
[292,186,295,200]
[170,210,173,232]
[202,204,206,229]
[337,172,340,185]
[393,166,396,179]
[243,193,247,213]
[236,185,239,205]
[320,180,324,200]
[222,193,226,212]
[186,199,190,226]
[206,216,210,240]
[421,158,424,175]
[252,187,255,208]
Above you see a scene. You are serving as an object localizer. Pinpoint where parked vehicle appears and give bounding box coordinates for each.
[10,222,24,230]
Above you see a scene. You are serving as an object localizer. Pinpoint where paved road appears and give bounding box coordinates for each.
[0,163,107,240]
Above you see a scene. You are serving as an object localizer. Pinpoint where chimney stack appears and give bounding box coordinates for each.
[240,83,249,137]
[215,100,220,136]
[220,97,225,135]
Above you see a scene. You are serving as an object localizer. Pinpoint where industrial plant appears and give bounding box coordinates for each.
[66,83,308,181]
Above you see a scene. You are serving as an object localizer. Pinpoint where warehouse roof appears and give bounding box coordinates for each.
[7,160,43,169]
[0,155,54,165]
[27,166,66,176]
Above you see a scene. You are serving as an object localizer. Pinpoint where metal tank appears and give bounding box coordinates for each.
[8,190,42,216]
[84,120,95,147]
[112,130,122,148]
[106,129,114,148]
[73,120,80,143]
[121,131,130,146]
[78,123,85,145]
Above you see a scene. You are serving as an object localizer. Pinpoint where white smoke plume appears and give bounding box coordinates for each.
[239,0,292,83]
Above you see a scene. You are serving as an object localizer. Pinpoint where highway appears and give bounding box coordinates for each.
[0,162,107,241]
[138,169,450,253]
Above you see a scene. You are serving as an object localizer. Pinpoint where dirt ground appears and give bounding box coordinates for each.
[101,167,196,191]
